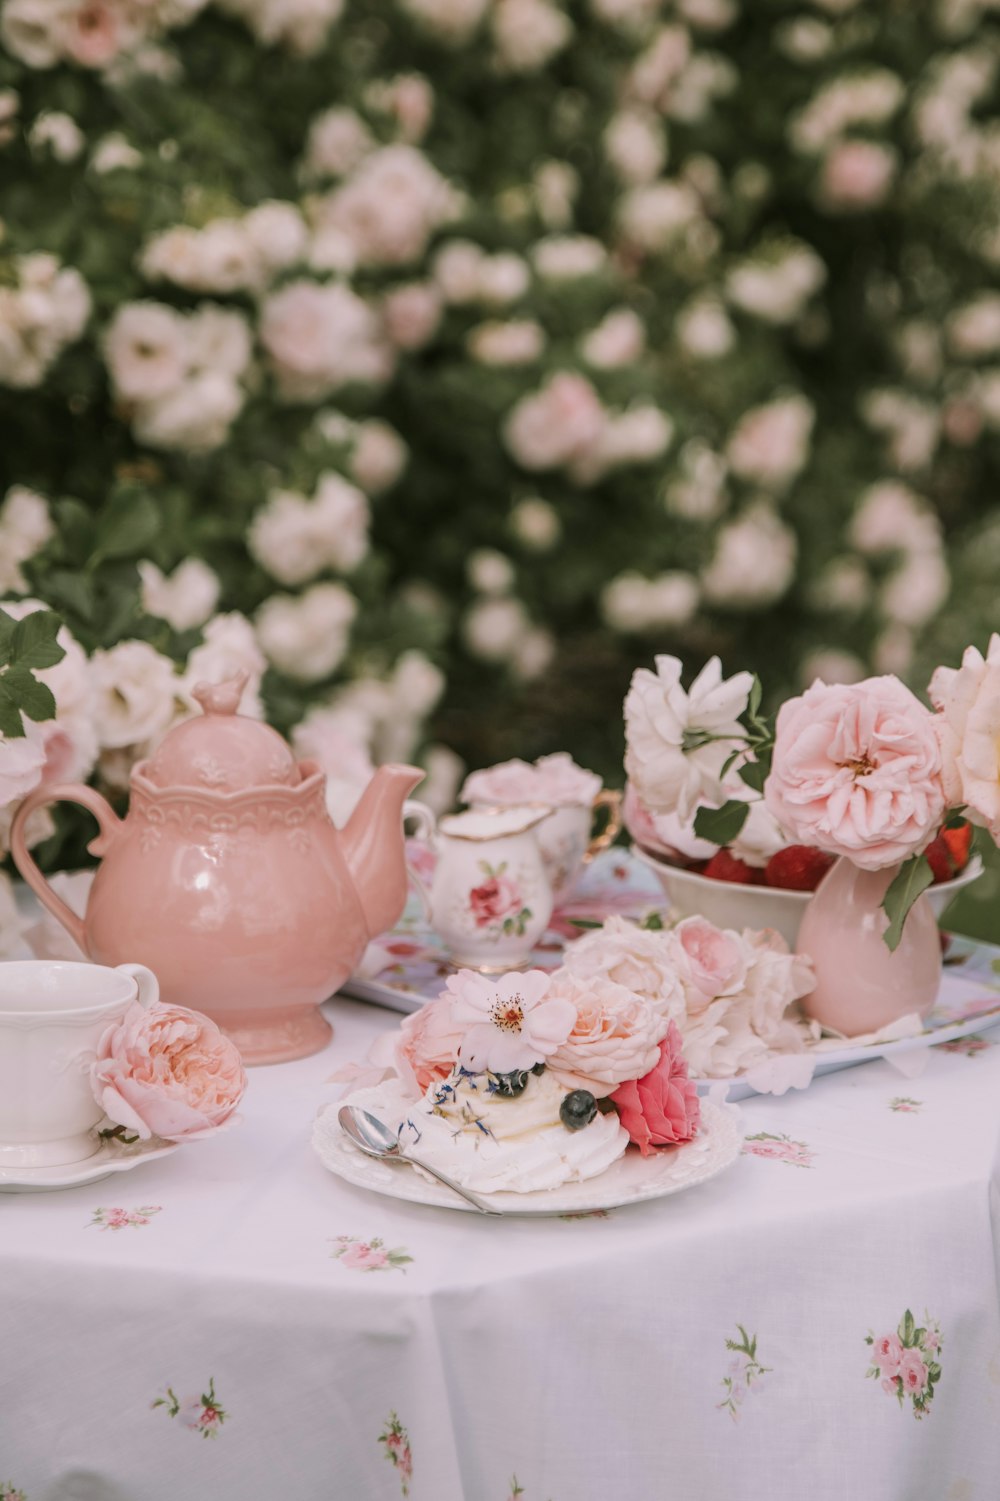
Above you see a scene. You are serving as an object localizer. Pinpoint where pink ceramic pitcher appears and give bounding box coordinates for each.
[10,676,424,1065]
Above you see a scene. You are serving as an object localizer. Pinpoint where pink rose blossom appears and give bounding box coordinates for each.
[468,873,522,926]
[339,1242,389,1271]
[462,752,602,808]
[545,970,668,1096]
[872,1332,903,1378]
[443,968,576,1074]
[764,676,945,870]
[92,1001,247,1142]
[820,140,897,213]
[503,371,606,473]
[394,995,464,1095]
[899,1348,928,1394]
[669,916,749,1006]
[65,1,123,68]
[610,1021,700,1155]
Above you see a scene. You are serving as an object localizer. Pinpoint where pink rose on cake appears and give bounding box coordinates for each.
[561,914,686,1023]
[393,995,465,1095]
[610,1021,700,1155]
[92,1001,246,1141]
[764,677,945,870]
[442,969,576,1073]
[545,971,668,1096]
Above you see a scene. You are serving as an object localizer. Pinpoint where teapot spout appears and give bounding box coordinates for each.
[340,763,425,939]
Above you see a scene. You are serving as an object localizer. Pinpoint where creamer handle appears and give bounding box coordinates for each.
[9,782,123,954]
[402,799,436,916]
[584,788,623,862]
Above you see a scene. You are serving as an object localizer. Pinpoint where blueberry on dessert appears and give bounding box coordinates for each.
[490,1069,530,1098]
[559,1089,597,1131]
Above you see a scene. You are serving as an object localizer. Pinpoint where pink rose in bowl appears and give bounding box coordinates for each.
[92,1001,247,1142]
[764,676,945,870]
[545,970,668,1096]
[610,1021,700,1155]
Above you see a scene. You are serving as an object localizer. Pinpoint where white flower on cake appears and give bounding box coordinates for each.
[442,969,576,1074]
[624,653,755,821]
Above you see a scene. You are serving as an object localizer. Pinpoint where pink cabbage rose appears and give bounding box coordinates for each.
[610,1021,700,1155]
[871,1332,903,1378]
[468,873,522,926]
[560,914,686,1024]
[899,1348,929,1395]
[394,994,464,1094]
[545,970,668,1096]
[668,916,749,1007]
[339,1241,389,1271]
[92,1001,247,1142]
[930,634,1000,840]
[764,677,945,870]
[443,968,576,1074]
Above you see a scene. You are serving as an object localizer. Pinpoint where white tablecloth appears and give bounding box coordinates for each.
[2,991,1000,1501]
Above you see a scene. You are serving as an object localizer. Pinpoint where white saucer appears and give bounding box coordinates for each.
[0,1132,178,1193]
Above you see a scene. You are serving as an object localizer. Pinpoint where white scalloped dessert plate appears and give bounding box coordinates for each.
[312,1098,741,1215]
[0,1133,178,1193]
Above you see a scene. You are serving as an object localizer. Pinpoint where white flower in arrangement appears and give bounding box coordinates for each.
[931,633,1000,842]
[947,294,1000,358]
[90,131,142,173]
[396,0,490,44]
[184,613,266,717]
[604,109,668,185]
[382,281,443,351]
[601,571,700,633]
[28,110,85,161]
[216,0,344,56]
[260,280,393,402]
[467,320,546,367]
[301,107,374,181]
[510,497,561,550]
[728,798,787,868]
[701,505,797,609]
[675,296,734,359]
[255,583,358,682]
[0,486,53,593]
[248,472,370,585]
[726,241,826,326]
[462,596,532,663]
[138,558,221,633]
[491,0,572,72]
[532,236,607,280]
[312,145,461,268]
[617,179,703,254]
[580,308,646,369]
[726,395,814,490]
[90,640,183,751]
[562,916,688,1021]
[819,140,898,213]
[624,652,755,821]
[533,160,579,229]
[0,253,91,389]
[789,69,906,155]
[349,419,410,495]
[503,371,606,473]
[467,549,515,595]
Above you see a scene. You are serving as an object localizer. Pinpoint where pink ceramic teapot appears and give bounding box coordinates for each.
[10,676,424,1065]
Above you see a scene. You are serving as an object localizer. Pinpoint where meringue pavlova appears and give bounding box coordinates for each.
[332,965,702,1197]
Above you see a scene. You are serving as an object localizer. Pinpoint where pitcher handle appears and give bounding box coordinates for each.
[584,788,623,863]
[9,782,123,955]
[402,799,436,917]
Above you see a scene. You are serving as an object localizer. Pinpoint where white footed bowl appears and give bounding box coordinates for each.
[632,846,983,949]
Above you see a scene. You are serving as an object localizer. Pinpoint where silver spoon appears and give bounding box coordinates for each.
[338,1104,503,1216]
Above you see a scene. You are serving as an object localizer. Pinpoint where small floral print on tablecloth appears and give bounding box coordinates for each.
[153,1377,227,1437]
[89,1205,162,1231]
[1,1483,26,1500]
[718,1326,770,1421]
[379,1411,412,1496]
[938,1034,995,1057]
[742,1132,814,1168]
[329,1234,412,1272]
[889,1097,922,1113]
[866,1310,942,1418]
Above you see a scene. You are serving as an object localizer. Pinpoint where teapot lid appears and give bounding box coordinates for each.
[140,674,301,792]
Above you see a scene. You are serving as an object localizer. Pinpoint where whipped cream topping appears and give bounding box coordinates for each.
[344,1071,628,1195]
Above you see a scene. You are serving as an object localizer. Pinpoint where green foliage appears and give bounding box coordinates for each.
[0,608,65,738]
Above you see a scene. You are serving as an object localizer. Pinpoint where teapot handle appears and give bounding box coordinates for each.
[9,782,123,956]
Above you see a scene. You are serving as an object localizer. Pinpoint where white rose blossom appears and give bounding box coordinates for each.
[90,640,183,751]
[138,559,221,633]
[0,253,91,389]
[255,584,358,682]
[312,146,460,268]
[248,473,370,584]
[260,280,392,402]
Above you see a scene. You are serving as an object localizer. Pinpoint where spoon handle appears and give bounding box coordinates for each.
[398,1150,502,1215]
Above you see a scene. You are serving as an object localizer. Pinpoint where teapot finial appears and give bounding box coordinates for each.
[192,672,249,717]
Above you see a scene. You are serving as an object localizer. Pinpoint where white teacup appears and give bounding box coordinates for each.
[0,960,159,1169]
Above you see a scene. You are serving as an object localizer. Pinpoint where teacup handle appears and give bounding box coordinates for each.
[115,964,160,1011]
[584,789,623,863]
[10,781,123,955]
[402,799,436,917]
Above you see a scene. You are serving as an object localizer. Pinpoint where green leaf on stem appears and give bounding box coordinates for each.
[738,759,766,794]
[3,668,57,722]
[882,857,935,952]
[693,800,750,845]
[10,610,65,671]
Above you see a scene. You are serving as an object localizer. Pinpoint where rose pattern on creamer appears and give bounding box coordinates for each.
[467,860,533,938]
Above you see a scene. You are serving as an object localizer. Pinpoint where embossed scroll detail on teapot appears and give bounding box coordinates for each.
[10,675,425,1065]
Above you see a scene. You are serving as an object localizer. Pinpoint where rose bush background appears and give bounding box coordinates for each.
[1,0,999,930]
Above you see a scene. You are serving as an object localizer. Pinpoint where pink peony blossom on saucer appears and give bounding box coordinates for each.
[764,676,945,870]
[610,1021,700,1155]
[442,968,576,1074]
[92,1001,247,1142]
[545,970,667,1096]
